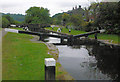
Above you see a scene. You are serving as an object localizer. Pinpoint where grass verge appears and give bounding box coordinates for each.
[2,32,51,80]
[46,27,86,35]
[10,27,24,31]
[89,34,120,44]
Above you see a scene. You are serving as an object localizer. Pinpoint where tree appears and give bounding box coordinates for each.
[25,6,51,25]
[2,15,15,28]
[3,15,15,24]
[2,17,10,28]
[52,13,63,25]
[84,7,89,22]
[62,13,70,26]
[95,2,119,34]
[70,14,84,29]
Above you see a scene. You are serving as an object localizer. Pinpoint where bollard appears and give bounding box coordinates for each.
[95,33,97,40]
[39,35,42,41]
[39,35,44,41]
[45,58,56,80]
[60,37,64,43]
[85,35,88,38]
[67,35,74,46]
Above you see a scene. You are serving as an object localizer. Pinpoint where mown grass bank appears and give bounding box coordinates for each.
[46,27,120,44]
[2,32,52,80]
[89,34,120,44]
[46,27,86,35]
[2,32,73,80]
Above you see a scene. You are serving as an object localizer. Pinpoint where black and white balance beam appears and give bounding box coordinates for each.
[5,28,19,33]
[5,28,40,35]
[4,28,68,38]
[73,29,105,38]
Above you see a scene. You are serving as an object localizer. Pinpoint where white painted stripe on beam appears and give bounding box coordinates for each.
[45,58,56,67]
[5,28,18,33]
[100,29,105,33]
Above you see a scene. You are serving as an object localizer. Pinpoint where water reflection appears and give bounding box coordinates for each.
[92,44,120,80]
[44,36,120,80]
[57,45,111,80]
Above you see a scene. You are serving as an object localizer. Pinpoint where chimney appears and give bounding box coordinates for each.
[79,5,81,8]
[75,5,77,9]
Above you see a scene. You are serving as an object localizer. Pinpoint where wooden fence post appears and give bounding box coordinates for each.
[45,58,56,80]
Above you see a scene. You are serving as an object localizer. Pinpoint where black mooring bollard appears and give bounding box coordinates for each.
[45,58,56,80]
[60,37,64,43]
[39,35,42,41]
[67,35,74,46]
[39,35,44,41]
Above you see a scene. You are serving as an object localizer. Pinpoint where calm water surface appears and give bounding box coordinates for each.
[44,36,120,80]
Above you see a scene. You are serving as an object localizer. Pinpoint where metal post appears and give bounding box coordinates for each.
[39,35,42,41]
[39,34,44,41]
[95,33,97,40]
[85,35,88,38]
[67,35,74,46]
[45,58,56,80]
[60,37,64,43]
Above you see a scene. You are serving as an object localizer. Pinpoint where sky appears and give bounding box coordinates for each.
[0,0,119,16]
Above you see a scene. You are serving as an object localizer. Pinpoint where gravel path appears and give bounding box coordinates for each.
[30,35,59,60]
